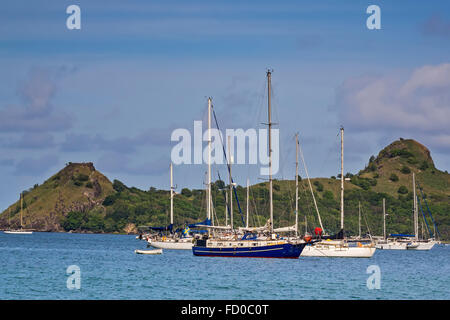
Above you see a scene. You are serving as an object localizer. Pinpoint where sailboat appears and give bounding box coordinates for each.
[407,173,435,251]
[417,182,441,245]
[300,127,376,258]
[375,198,412,250]
[192,70,308,258]
[4,193,33,234]
[147,163,194,250]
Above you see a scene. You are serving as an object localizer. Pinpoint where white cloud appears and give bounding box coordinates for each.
[335,63,450,152]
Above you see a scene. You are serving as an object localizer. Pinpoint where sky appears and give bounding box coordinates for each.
[0,0,449,210]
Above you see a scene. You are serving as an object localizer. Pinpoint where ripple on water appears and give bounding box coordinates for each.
[1,232,449,299]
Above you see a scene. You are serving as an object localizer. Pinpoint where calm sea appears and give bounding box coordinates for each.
[0,232,449,300]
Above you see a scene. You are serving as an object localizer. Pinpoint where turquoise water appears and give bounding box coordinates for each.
[1,232,449,300]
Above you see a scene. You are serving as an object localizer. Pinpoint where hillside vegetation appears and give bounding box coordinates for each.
[1,139,449,239]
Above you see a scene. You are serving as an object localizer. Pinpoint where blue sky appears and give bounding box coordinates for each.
[1,0,450,210]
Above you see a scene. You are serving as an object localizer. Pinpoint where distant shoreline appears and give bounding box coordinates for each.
[0,229,138,236]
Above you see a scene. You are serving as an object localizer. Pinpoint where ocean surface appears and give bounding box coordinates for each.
[1,232,449,300]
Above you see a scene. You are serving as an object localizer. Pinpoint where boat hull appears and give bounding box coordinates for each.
[135,249,163,255]
[375,242,408,250]
[407,241,435,251]
[148,239,193,250]
[192,242,306,258]
[301,242,376,258]
[4,230,33,234]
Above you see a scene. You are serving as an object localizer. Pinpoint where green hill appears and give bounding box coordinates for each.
[0,162,114,232]
[1,139,449,239]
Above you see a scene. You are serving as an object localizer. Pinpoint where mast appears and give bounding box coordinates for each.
[225,192,228,226]
[205,171,208,219]
[207,98,212,223]
[383,198,386,240]
[340,126,344,233]
[413,172,418,241]
[299,138,325,232]
[267,70,273,234]
[305,216,308,234]
[170,163,174,225]
[295,134,299,237]
[246,178,249,229]
[358,201,361,239]
[228,135,233,231]
[421,219,424,240]
[20,192,23,229]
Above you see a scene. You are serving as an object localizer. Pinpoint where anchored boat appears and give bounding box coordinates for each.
[193,237,306,258]
[135,248,163,255]
[146,163,194,250]
[192,70,308,259]
[300,127,376,258]
[3,193,33,235]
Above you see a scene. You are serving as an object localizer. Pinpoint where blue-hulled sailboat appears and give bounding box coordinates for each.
[192,70,308,259]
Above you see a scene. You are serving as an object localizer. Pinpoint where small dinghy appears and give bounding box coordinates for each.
[134,249,163,255]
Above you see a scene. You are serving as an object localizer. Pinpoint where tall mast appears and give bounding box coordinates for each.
[246,178,249,229]
[299,138,325,232]
[413,172,418,241]
[421,219,424,240]
[295,133,299,237]
[228,135,233,231]
[305,215,308,234]
[205,171,208,219]
[267,70,273,234]
[383,198,386,240]
[170,163,174,225]
[20,192,23,229]
[225,192,228,226]
[207,98,212,223]
[358,201,361,239]
[340,126,344,232]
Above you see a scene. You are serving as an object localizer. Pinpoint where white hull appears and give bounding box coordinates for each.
[375,242,408,250]
[148,239,193,250]
[135,249,163,255]
[4,230,33,234]
[301,242,376,258]
[407,241,435,251]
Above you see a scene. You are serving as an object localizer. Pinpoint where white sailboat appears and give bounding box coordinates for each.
[301,127,376,258]
[148,236,193,250]
[375,198,413,250]
[4,193,33,234]
[407,173,435,251]
[148,162,193,250]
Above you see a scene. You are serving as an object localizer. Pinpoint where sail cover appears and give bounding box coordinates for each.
[144,224,174,232]
[188,218,211,228]
[273,225,297,232]
[390,233,415,237]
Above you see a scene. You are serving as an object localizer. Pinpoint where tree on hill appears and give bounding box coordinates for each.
[400,166,411,174]
[420,161,429,171]
[113,180,127,192]
[390,174,399,182]
[397,186,408,194]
